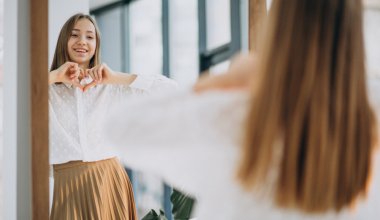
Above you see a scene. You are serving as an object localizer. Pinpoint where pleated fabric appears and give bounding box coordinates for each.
[50,157,137,220]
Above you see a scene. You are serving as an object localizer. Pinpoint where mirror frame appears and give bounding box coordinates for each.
[31,0,49,219]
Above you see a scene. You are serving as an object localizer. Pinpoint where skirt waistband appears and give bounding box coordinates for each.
[53,157,117,171]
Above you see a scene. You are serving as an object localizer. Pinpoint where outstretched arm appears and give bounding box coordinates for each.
[193,53,257,92]
[105,91,247,195]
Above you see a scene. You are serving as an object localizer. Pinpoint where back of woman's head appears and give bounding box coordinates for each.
[50,13,101,71]
[238,0,377,213]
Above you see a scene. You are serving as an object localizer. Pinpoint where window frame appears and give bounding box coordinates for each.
[198,0,241,72]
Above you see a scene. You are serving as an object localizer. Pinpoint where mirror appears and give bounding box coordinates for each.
[48,0,247,218]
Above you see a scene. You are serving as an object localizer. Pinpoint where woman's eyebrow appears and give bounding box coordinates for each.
[71,29,94,33]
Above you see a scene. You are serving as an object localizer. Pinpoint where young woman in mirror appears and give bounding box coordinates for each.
[48,13,177,220]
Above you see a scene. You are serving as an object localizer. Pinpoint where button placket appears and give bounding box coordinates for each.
[76,89,88,160]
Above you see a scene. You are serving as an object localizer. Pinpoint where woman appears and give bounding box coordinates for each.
[49,13,176,219]
[106,0,379,219]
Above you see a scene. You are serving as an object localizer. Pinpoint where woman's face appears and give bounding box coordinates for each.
[67,18,97,69]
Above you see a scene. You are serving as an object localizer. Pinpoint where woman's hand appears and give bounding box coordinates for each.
[83,63,137,92]
[49,62,84,90]
[82,63,112,92]
[193,53,257,93]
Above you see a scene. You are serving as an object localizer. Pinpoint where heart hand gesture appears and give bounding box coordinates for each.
[49,62,137,92]
[49,62,85,90]
[82,63,116,92]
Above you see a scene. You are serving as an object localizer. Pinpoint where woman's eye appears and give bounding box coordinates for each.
[71,34,78,37]
[87,36,94,39]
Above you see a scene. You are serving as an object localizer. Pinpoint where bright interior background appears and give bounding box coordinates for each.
[0,0,379,218]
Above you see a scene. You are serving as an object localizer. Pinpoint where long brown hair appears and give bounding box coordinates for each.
[50,13,101,71]
[238,0,377,213]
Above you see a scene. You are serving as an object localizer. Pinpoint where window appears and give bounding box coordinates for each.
[95,7,124,71]
[129,0,163,75]
[169,0,199,86]
[198,0,241,73]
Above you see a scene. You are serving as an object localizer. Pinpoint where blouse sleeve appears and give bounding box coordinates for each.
[129,74,179,93]
[104,90,248,195]
[107,74,179,104]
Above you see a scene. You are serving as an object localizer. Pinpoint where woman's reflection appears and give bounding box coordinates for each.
[48,13,176,220]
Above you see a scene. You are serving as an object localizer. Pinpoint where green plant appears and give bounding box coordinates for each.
[141,188,195,220]
[141,210,168,220]
[170,189,195,220]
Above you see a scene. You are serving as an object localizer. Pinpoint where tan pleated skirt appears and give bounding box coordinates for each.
[50,157,137,220]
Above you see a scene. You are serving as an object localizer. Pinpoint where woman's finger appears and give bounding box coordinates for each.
[85,69,90,79]
[97,65,104,83]
[69,73,77,79]
[71,78,84,91]
[89,69,96,81]
[83,81,97,92]
[78,68,85,80]
[91,68,100,82]
[69,66,79,78]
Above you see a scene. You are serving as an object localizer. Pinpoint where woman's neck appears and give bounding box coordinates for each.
[79,64,89,69]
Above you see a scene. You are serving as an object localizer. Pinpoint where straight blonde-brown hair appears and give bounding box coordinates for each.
[50,13,101,71]
[238,0,377,213]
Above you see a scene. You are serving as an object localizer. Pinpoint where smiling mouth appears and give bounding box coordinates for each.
[74,48,88,53]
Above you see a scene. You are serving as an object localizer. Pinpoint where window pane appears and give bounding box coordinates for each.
[129,0,162,75]
[206,0,231,50]
[95,8,123,71]
[169,0,198,86]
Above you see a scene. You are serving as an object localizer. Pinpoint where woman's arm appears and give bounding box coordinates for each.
[83,62,178,93]
[193,53,257,92]
[105,91,247,195]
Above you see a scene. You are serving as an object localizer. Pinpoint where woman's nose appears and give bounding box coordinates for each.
[77,36,86,45]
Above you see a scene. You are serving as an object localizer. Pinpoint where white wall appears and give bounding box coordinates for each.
[3,0,31,219]
[364,9,380,77]
[49,0,89,67]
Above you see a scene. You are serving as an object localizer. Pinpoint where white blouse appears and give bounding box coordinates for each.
[49,74,177,165]
[105,85,380,220]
